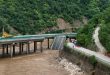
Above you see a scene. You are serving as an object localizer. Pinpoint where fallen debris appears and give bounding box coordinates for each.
[58,58,86,75]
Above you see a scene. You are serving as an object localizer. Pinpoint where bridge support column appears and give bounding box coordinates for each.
[13,44,15,55]
[19,43,22,54]
[6,44,9,54]
[10,45,13,58]
[34,41,37,52]
[2,44,5,57]
[27,42,30,53]
[21,43,24,53]
[47,38,49,49]
[41,42,43,52]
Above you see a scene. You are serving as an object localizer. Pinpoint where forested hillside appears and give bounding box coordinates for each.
[0,0,109,34]
[99,7,110,52]
[0,0,110,52]
[77,0,110,52]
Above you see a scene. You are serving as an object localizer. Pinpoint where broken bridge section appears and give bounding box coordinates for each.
[51,36,66,50]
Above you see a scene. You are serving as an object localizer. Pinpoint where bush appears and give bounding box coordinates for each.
[89,55,97,68]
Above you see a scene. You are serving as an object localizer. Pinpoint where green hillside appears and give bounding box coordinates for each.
[77,1,110,52]
[0,0,110,52]
[0,0,109,34]
[99,7,110,52]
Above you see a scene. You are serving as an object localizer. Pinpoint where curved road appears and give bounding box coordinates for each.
[93,27,107,53]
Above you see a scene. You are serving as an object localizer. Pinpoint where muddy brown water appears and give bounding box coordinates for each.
[0,50,69,75]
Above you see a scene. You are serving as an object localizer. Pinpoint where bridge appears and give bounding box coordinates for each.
[0,33,77,57]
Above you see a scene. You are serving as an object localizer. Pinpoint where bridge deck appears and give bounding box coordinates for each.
[0,33,77,57]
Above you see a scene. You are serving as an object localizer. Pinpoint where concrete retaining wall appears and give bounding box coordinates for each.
[59,46,110,75]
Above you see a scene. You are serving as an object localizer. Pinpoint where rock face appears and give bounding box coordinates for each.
[59,58,86,75]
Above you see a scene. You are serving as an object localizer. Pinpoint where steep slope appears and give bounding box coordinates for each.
[0,0,109,34]
[99,7,110,52]
[77,5,110,52]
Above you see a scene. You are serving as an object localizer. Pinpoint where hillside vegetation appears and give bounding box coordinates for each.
[77,1,110,52]
[0,0,110,52]
[99,7,110,52]
[0,0,109,34]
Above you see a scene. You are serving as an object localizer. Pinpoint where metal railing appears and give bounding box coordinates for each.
[0,33,77,44]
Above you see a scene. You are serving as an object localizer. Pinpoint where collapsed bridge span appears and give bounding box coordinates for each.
[0,33,77,57]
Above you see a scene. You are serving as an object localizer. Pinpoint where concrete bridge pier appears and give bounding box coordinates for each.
[2,44,5,57]
[47,38,54,49]
[19,43,22,54]
[47,38,50,49]
[34,41,37,52]
[6,44,9,54]
[12,44,16,55]
[41,41,43,52]
[2,44,10,56]
[26,42,30,54]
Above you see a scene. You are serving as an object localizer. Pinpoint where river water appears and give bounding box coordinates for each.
[0,50,86,75]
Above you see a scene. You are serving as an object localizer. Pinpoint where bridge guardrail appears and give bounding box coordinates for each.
[0,33,77,44]
[14,33,77,38]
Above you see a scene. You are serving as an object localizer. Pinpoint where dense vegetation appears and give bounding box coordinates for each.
[0,0,109,35]
[99,7,110,52]
[0,0,110,52]
[77,1,110,52]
